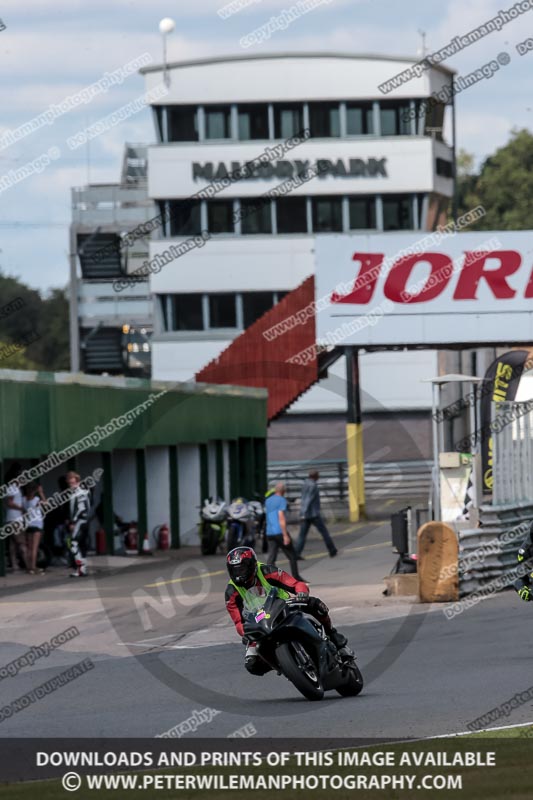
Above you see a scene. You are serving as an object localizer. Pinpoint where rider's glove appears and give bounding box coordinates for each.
[517,585,532,602]
[295,591,309,602]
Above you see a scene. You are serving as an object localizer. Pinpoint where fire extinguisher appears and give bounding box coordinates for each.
[96,528,107,555]
[154,523,170,550]
[125,522,138,552]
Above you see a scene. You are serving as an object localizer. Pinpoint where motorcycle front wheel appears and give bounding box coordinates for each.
[226,524,240,552]
[200,526,219,556]
[276,641,324,701]
[336,662,364,697]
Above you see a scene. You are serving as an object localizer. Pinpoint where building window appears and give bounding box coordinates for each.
[424,102,445,140]
[240,199,272,234]
[436,158,453,178]
[380,101,412,136]
[155,201,168,236]
[273,103,304,138]
[161,296,170,330]
[167,106,198,142]
[242,292,275,328]
[382,195,414,230]
[308,102,340,137]
[168,200,201,236]
[346,102,374,135]
[208,200,235,233]
[208,294,237,328]
[276,197,308,233]
[348,196,377,229]
[238,104,269,140]
[169,294,204,331]
[205,105,232,139]
[312,196,343,232]
[153,106,164,142]
[77,233,122,278]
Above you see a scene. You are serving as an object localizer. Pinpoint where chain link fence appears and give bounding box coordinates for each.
[267,459,431,522]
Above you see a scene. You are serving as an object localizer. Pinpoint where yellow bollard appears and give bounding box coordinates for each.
[346,423,365,522]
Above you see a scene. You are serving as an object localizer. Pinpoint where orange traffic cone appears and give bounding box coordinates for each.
[141,531,153,555]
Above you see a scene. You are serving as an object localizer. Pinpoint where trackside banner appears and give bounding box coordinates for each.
[315,232,533,347]
[479,350,532,496]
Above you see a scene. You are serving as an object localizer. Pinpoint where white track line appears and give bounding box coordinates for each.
[432,721,533,738]
[135,634,180,643]
[58,610,101,620]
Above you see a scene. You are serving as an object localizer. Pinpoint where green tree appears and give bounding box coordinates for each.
[0,272,69,371]
[0,339,40,370]
[458,128,533,229]
[30,288,70,371]
[455,148,479,219]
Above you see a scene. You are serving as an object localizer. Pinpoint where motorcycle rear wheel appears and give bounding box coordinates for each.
[276,642,324,701]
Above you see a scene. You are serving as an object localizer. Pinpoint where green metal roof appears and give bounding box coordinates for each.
[0,369,267,459]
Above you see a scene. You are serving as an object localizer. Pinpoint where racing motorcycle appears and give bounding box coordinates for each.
[226,497,254,552]
[198,498,228,555]
[242,588,363,701]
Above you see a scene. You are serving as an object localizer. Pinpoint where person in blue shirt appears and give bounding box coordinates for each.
[265,482,303,581]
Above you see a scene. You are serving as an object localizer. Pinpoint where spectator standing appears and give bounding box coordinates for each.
[4,462,27,572]
[265,481,304,581]
[66,471,90,577]
[295,470,338,558]
[22,482,46,575]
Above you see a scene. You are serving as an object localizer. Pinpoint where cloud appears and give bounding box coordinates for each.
[14,0,357,15]
[0,0,529,293]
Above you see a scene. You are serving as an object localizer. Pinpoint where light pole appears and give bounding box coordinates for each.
[159,17,175,88]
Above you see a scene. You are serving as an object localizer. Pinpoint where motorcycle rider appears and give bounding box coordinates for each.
[66,471,91,577]
[225,546,347,675]
[514,521,533,601]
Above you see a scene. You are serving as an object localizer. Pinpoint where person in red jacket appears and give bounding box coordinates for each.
[225,546,347,675]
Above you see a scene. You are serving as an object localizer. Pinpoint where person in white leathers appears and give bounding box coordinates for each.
[66,471,90,577]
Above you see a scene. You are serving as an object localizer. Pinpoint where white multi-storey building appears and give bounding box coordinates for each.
[139,53,456,458]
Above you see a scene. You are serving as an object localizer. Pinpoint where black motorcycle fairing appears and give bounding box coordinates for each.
[241,590,347,691]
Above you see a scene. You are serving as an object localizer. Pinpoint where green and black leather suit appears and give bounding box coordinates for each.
[514,526,533,601]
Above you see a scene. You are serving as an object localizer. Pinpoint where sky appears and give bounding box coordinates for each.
[0,0,531,293]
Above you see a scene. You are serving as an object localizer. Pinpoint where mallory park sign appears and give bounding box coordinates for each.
[192,157,388,182]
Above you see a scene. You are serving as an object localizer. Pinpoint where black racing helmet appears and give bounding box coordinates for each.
[227,547,258,588]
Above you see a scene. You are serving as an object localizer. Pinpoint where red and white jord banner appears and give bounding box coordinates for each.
[315,232,533,347]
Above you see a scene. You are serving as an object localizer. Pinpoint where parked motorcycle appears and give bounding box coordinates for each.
[226,497,254,552]
[199,498,228,555]
[242,588,363,701]
[248,498,267,553]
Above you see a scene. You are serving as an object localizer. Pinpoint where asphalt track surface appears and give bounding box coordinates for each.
[0,518,532,741]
